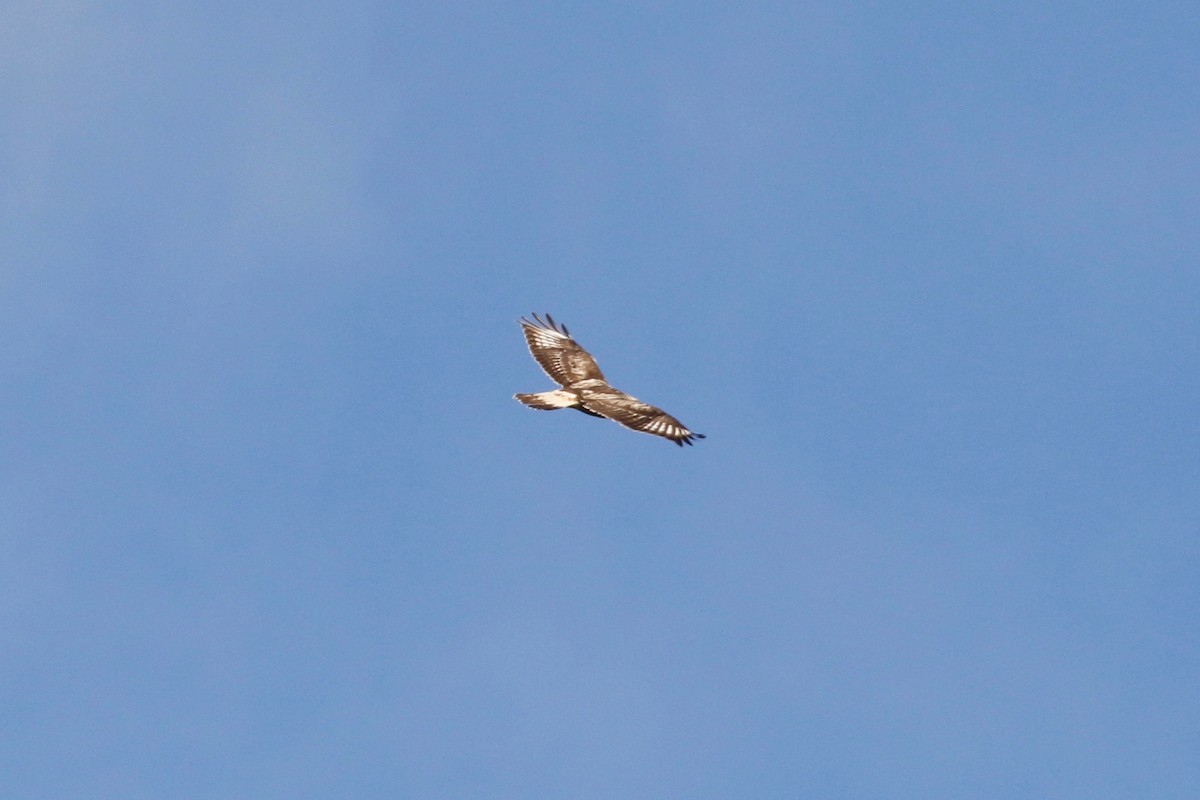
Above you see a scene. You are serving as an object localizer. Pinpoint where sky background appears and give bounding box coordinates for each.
[3,2,1198,797]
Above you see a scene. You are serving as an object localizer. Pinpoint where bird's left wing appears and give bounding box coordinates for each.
[581,388,706,447]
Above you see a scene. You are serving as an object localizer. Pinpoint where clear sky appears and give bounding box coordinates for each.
[3,3,1198,798]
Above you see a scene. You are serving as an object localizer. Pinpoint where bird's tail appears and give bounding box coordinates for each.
[514,390,579,410]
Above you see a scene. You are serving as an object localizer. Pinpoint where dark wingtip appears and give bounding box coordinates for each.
[523,312,569,338]
[544,312,568,337]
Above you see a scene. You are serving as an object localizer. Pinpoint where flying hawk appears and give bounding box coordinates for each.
[515,313,706,446]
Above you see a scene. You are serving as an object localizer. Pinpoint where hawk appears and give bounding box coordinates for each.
[515,312,706,446]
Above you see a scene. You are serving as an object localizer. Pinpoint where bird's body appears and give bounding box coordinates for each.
[514,313,705,446]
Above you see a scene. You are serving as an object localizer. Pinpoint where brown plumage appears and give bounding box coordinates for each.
[514,313,706,447]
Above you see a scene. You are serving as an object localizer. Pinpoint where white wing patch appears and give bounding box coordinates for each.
[525,326,570,346]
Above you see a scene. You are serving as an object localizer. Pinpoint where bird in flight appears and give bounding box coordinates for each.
[515,313,706,446]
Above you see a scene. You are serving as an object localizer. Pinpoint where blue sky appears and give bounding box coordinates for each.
[3,2,1198,797]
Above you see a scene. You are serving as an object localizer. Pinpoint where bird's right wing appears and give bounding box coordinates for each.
[519,313,606,386]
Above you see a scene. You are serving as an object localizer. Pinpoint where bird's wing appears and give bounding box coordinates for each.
[580,387,706,447]
[519,313,606,386]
